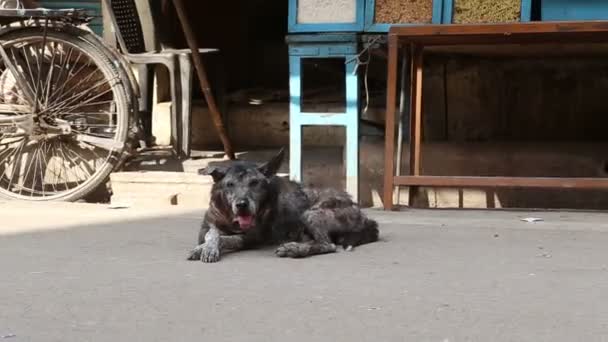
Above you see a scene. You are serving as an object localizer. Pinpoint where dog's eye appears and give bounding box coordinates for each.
[226,182,235,188]
[249,180,259,187]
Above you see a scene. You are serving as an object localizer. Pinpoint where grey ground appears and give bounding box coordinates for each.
[1,202,608,342]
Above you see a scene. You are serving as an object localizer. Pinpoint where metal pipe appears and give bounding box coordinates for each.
[170,0,235,160]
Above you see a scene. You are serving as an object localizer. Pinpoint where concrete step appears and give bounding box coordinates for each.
[111,147,345,209]
[110,171,213,209]
[111,141,608,210]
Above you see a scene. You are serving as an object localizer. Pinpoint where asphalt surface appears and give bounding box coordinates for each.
[1,202,608,341]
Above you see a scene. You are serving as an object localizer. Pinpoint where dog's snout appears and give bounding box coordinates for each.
[236,199,249,210]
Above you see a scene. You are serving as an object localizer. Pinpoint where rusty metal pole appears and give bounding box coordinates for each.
[170,0,235,160]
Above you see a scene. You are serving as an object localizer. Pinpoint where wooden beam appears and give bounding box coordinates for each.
[383,35,398,210]
[394,176,608,189]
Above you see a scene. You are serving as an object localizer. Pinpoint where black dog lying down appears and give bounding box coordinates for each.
[187,148,379,263]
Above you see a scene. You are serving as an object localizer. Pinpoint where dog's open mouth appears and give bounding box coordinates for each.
[234,214,255,230]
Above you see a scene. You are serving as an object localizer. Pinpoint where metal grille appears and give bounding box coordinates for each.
[110,0,146,53]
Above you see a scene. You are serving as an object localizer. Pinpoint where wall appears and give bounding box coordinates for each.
[153,0,289,94]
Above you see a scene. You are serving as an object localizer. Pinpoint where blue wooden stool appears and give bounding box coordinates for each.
[286,34,360,201]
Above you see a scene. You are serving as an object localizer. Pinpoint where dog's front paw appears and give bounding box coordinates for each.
[187,245,203,261]
[275,242,307,258]
[201,244,221,263]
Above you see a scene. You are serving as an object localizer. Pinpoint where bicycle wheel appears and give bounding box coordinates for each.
[0,27,130,201]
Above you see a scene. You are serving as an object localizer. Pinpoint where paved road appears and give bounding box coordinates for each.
[1,202,608,341]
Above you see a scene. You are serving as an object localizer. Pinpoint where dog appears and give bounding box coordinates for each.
[186,148,379,263]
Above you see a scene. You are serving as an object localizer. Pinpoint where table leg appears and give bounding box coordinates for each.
[408,45,424,206]
[395,47,411,206]
[383,35,399,211]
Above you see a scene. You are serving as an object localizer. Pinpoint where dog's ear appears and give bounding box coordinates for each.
[258,147,285,177]
[198,165,226,183]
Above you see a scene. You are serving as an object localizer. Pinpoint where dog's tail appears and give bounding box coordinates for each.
[360,218,380,244]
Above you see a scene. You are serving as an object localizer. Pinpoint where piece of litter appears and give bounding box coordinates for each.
[529,273,536,276]
[521,217,543,223]
[249,98,263,105]
[108,203,130,209]
[361,306,380,311]
[1,334,16,339]
[536,253,552,258]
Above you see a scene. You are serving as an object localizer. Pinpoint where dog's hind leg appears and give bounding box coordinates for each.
[275,209,338,258]
[275,240,337,258]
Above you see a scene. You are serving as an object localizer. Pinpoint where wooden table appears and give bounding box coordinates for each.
[383,21,608,210]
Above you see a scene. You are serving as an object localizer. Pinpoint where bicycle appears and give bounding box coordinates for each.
[0,7,140,201]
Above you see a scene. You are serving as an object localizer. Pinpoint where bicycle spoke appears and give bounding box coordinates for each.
[19,142,38,195]
[42,77,113,116]
[40,140,56,194]
[62,141,94,179]
[6,138,26,192]
[56,141,83,187]
[31,141,41,195]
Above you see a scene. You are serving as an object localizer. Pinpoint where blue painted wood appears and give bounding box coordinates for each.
[442,0,532,23]
[442,0,453,23]
[520,0,532,21]
[364,0,445,32]
[286,33,359,44]
[288,0,365,33]
[287,35,360,200]
[540,0,608,21]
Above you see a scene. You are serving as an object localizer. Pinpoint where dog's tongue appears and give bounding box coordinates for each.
[236,215,254,230]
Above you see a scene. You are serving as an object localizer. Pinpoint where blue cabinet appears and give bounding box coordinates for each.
[288,0,366,33]
[540,0,608,21]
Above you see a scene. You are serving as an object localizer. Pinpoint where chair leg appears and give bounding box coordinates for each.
[289,55,303,183]
[136,64,154,142]
[178,53,193,158]
[345,56,359,202]
[163,57,180,154]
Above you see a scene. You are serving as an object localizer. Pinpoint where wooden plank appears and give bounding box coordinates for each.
[382,34,398,210]
[394,176,608,189]
[389,21,608,37]
[389,22,608,46]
